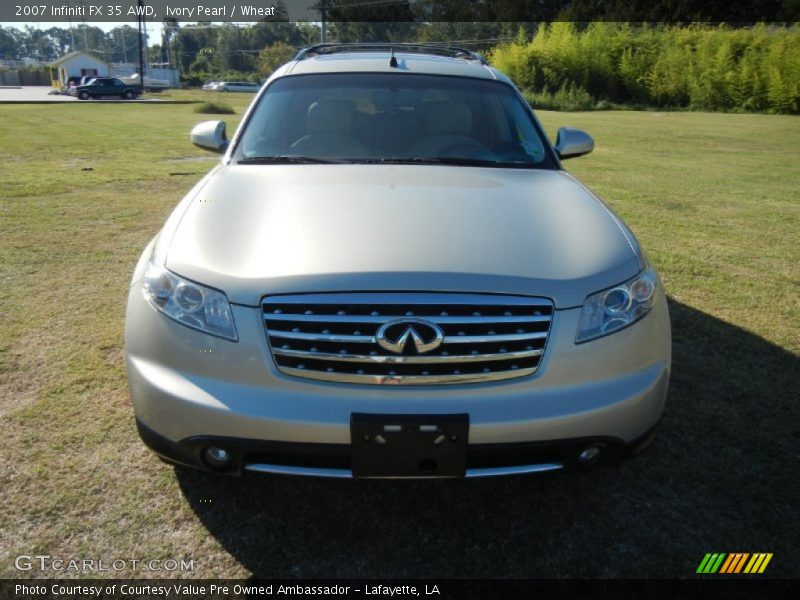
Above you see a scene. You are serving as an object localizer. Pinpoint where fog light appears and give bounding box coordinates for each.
[578,445,602,464]
[203,446,231,469]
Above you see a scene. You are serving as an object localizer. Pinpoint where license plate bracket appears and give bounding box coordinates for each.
[351,413,469,478]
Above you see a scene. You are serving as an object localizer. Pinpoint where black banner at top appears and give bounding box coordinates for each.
[1,0,798,24]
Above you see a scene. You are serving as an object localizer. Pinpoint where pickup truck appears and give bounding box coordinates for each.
[71,77,140,100]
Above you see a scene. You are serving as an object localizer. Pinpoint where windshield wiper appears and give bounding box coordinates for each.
[237,156,347,165]
[352,157,536,168]
[237,156,537,168]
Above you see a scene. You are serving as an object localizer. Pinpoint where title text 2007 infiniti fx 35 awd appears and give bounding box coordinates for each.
[125,44,670,478]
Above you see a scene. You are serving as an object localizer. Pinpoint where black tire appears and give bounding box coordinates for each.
[78,91,90,100]
[123,90,135,100]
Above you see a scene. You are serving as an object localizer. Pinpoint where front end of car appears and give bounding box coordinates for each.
[126,227,670,478]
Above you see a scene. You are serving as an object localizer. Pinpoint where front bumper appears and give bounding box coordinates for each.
[125,279,671,478]
[137,417,660,477]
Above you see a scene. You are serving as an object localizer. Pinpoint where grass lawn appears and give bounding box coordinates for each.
[1,91,798,578]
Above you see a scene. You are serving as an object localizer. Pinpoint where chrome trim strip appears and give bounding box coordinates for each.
[269,331,375,343]
[465,463,564,477]
[264,313,551,325]
[244,463,352,478]
[273,347,543,364]
[278,366,538,385]
[262,292,553,307]
[440,331,547,344]
[244,462,564,478]
[269,330,547,344]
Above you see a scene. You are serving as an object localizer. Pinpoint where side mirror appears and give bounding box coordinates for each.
[554,127,594,159]
[190,120,228,154]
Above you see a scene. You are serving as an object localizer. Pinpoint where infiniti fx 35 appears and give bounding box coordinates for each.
[125,44,671,478]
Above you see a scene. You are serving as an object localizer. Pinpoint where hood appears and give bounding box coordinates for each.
[164,165,641,308]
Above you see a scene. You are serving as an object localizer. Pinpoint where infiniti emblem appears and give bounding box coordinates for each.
[375,319,444,355]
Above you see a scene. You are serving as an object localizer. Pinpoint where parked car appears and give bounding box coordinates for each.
[126,44,671,479]
[202,81,222,90]
[71,77,140,100]
[217,81,260,92]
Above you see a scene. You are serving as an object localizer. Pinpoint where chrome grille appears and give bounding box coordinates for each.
[262,293,553,385]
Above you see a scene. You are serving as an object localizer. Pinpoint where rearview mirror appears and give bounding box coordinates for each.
[554,127,594,159]
[190,120,228,154]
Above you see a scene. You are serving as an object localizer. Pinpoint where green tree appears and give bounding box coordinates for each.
[257,41,296,78]
[173,24,219,74]
[106,26,139,63]
[0,26,23,60]
[189,47,216,76]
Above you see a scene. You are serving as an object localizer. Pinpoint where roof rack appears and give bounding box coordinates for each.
[293,43,488,65]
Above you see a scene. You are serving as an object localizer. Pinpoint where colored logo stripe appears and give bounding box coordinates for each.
[744,553,773,574]
[697,553,726,573]
[718,554,736,573]
[698,553,773,574]
[720,553,749,573]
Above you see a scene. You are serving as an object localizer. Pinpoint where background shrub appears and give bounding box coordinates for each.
[490,23,800,114]
[194,101,235,115]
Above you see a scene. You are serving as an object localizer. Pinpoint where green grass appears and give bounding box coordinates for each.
[1,99,798,578]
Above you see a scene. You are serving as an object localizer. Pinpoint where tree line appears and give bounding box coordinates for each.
[491,23,800,114]
[0,24,140,64]
[0,21,519,84]
[2,21,798,114]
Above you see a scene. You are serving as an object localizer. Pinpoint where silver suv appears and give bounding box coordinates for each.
[125,44,671,478]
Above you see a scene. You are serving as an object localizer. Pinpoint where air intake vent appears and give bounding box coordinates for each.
[262,293,553,385]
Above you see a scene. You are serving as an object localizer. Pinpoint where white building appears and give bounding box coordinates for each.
[50,51,111,87]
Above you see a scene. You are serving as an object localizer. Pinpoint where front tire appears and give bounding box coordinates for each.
[123,90,134,100]
[78,91,90,100]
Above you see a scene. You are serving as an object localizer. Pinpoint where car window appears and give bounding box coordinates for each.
[235,73,554,168]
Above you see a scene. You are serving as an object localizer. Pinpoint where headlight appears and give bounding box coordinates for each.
[575,268,658,343]
[142,256,237,341]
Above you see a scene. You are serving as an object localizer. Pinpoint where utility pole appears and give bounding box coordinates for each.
[120,28,127,63]
[79,1,88,50]
[137,0,145,93]
[319,0,328,43]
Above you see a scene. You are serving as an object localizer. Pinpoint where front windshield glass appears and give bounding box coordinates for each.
[235,73,554,168]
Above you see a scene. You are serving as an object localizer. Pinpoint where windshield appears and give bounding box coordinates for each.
[234,73,555,168]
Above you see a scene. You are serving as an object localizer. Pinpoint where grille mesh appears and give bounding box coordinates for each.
[262,293,553,385]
